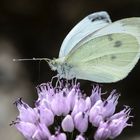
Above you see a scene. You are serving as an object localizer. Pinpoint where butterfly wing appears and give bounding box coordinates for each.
[94,17,140,41]
[59,11,111,57]
[74,17,140,49]
[65,33,140,83]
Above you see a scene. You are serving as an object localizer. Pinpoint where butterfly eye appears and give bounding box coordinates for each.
[48,60,57,71]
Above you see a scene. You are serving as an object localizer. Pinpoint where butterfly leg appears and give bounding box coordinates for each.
[50,74,59,85]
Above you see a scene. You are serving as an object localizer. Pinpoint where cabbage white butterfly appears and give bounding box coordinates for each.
[14,11,140,83]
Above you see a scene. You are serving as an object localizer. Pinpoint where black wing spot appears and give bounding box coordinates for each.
[114,41,122,47]
[111,55,117,60]
[89,15,110,23]
[91,16,104,22]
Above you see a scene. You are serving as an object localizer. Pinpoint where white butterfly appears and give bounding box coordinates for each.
[46,11,140,83]
[15,11,140,83]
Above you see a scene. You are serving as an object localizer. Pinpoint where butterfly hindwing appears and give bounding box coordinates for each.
[65,33,140,83]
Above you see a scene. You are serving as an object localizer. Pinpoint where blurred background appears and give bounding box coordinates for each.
[0,0,140,140]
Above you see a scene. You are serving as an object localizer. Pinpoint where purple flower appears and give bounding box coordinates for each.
[12,81,132,140]
[74,112,88,133]
[75,135,85,140]
[50,132,66,140]
[61,115,74,132]
[14,98,38,123]
[15,121,51,140]
[89,90,120,127]
[94,107,132,140]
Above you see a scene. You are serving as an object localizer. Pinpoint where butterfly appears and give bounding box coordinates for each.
[45,11,140,83]
[14,11,140,83]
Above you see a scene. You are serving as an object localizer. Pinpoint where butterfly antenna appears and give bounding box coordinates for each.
[13,57,51,62]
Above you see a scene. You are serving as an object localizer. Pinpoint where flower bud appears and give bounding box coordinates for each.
[49,133,67,140]
[51,91,70,116]
[102,91,120,118]
[57,133,67,140]
[38,106,54,126]
[14,98,38,123]
[32,124,50,140]
[15,121,37,139]
[108,108,132,139]
[71,98,87,117]
[75,135,85,140]
[90,85,101,106]
[74,112,88,133]
[94,122,111,140]
[89,100,103,127]
[61,115,74,132]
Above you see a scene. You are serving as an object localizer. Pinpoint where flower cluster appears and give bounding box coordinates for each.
[12,81,132,140]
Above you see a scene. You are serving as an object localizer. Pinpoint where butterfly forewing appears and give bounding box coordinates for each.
[74,17,140,49]
[65,33,140,83]
[59,11,111,57]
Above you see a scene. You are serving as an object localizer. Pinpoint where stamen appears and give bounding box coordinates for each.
[50,75,59,85]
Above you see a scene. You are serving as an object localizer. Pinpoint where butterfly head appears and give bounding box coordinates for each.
[46,57,65,71]
[46,57,75,79]
[46,59,57,71]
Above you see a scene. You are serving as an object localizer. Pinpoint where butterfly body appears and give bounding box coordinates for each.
[47,11,140,83]
[48,57,75,79]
